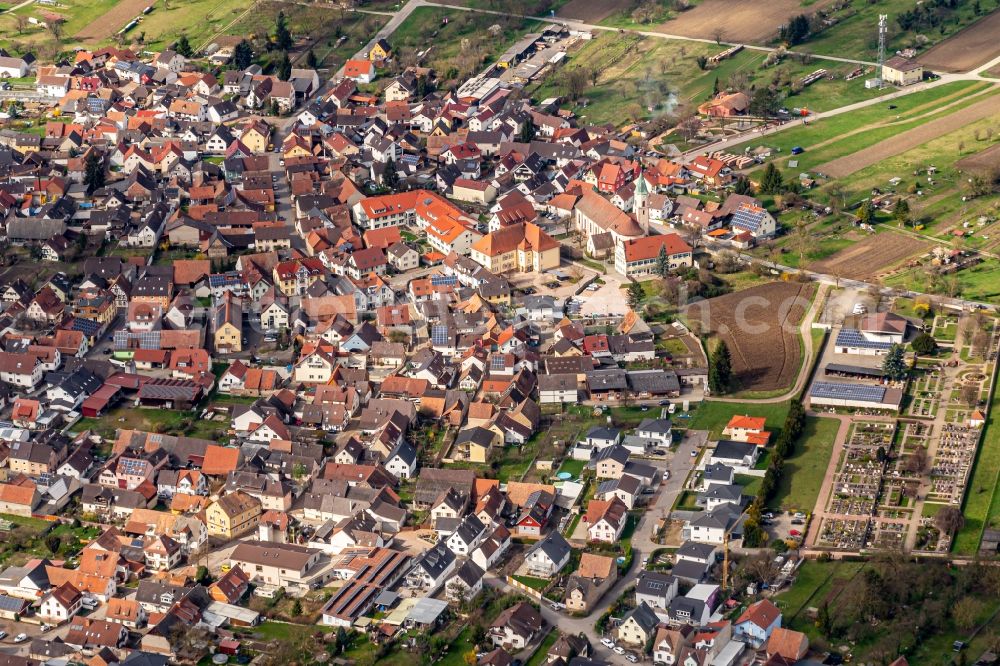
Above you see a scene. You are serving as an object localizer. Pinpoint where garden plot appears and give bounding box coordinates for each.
[906,368,945,419]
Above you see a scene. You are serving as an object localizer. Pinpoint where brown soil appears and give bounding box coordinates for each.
[819,93,1000,178]
[557,0,633,22]
[810,233,930,281]
[685,281,815,392]
[955,142,1000,174]
[650,0,834,44]
[76,0,156,41]
[917,10,1000,73]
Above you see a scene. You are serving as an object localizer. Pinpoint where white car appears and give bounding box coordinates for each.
[626,655,639,663]
[0,631,7,640]
[13,634,26,643]
[690,449,698,457]
[601,638,615,649]
[613,646,626,655]
[853,303,867,314]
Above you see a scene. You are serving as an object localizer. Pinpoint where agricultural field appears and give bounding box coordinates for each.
[685,281,815,392]
[526,31,886,127]
[217,2,386,69]
[792,0,996,63]
[809,232,930,281]
[389,6,543,84]
[651,0,833,44]
[818,93,1000,177]
[559,0,631,23]
[917,8,1000,72]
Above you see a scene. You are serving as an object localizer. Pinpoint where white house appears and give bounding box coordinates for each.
[522,532,571,577]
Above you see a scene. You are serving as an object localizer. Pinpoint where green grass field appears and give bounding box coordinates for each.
[771,415,840,512]
[953,381,1000,554]
[684,400,791,439]
[795,0,992,60]
[774,560,867,623]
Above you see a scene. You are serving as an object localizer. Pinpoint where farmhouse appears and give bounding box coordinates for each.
[882,56,923,86]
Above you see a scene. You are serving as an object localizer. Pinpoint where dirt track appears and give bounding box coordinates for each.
[819,92,1000,178]
[77,0,155,40]
[917,10,1000,73]
[556,0,632,22]
[648,0,833,43]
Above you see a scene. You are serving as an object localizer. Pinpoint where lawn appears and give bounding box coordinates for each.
[512,575,550,591]
[774,560,867,635]
[685,400,791,439]
[525,631,560,666]
[953,381,1000,554]
[557,458,586,478]
[771,416,840,512]
[734,473,763,498]
[72,406,228,443]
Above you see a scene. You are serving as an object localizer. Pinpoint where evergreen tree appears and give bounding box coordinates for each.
[627,281,644,309]
[655,244,670,278]
[383,157,399,189]
[712,76,720,96]
[84,151,105,194]
[306,49,318,68]
[518,120,535,143]
[233,39,254,70]
[174,33,193,58]
[708,340,733,394]
[893,197,911,226]
[857,199,876,226]
[911,332,937,355]
[882,343,908,380]
[732,175,753,195]
[275,10,292,51]
[276,51,292,80]
[759,162,783,194]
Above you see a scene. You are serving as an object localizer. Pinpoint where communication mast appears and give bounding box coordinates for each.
[867,14,887,89]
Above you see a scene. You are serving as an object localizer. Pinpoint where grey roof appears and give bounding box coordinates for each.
[415,542,455,579]
[623,601,659,633]
[635,571,676,598]
[637,418,672,435]
[456,426,496,448]
[671,559,710,583]
[588,444,629,467]
[668,595,706,622]
[122,652,170,666]
[712,439,757,461]
[627,369,680,393]
[585,426,621,441]
[450,559,485,588]
[703,463,734,482]
[676,541,716,561]
[698,484,744,502]
[532,530,571,564]
[452,514,486,545]
[388,439,417,467]
[689,503,742,530]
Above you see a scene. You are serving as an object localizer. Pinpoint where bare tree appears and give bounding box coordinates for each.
[47,17,66,40]
[904,445,928,474]
[566,68,589,100]
[960,383,980,407]
[15,14,29,34]
[934,506,965,536]
[712,27,726,45]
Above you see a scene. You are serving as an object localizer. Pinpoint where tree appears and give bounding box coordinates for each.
[960,382,980,407]
[780,14,811,45]
[383,157,399,189]
[934,506,965,536]
[290,599,302,616]
[708,340,733,394]
[233,39,255,70]
[712,27,725,45]
[749,86,783,117]
[566,68,589,100]
[174,33,193,57]
[911,332,936,354]
[857,199,876,226]
[695,55,708,70]
[44,534,61,555]
[655,244,670,278]
[47,17,66,40]
[15,14,28,34]
[892,197,911,226]
[275,10,292,51]
[759,162,783,194]
[84,151,106,194]
[306,49,318,68]
[732,175,753,195]
[518,120,535,143]
[627,281,644,309]
[276,51,292,80]
[904,444,928,474]
[881,343,907,381]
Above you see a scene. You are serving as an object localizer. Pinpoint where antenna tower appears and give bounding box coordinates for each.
[877,14,887,88]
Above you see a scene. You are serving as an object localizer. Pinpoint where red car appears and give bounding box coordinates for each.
[789,530,801,537]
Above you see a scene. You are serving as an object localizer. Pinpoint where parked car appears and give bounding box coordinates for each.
[626,654,639,663]
[601,638,615,649]
[14,634,27,643]
[0,631,7,640]
[613,647,626,655]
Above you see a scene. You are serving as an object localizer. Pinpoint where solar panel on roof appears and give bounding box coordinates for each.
[491,356,505,370]
[431,325,450,346]
[810,381,887,402]
[835,328,892,350]
[430,274,458,286]
[731,206,765,233]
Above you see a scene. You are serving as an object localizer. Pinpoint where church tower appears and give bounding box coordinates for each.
[633,169,650,234]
